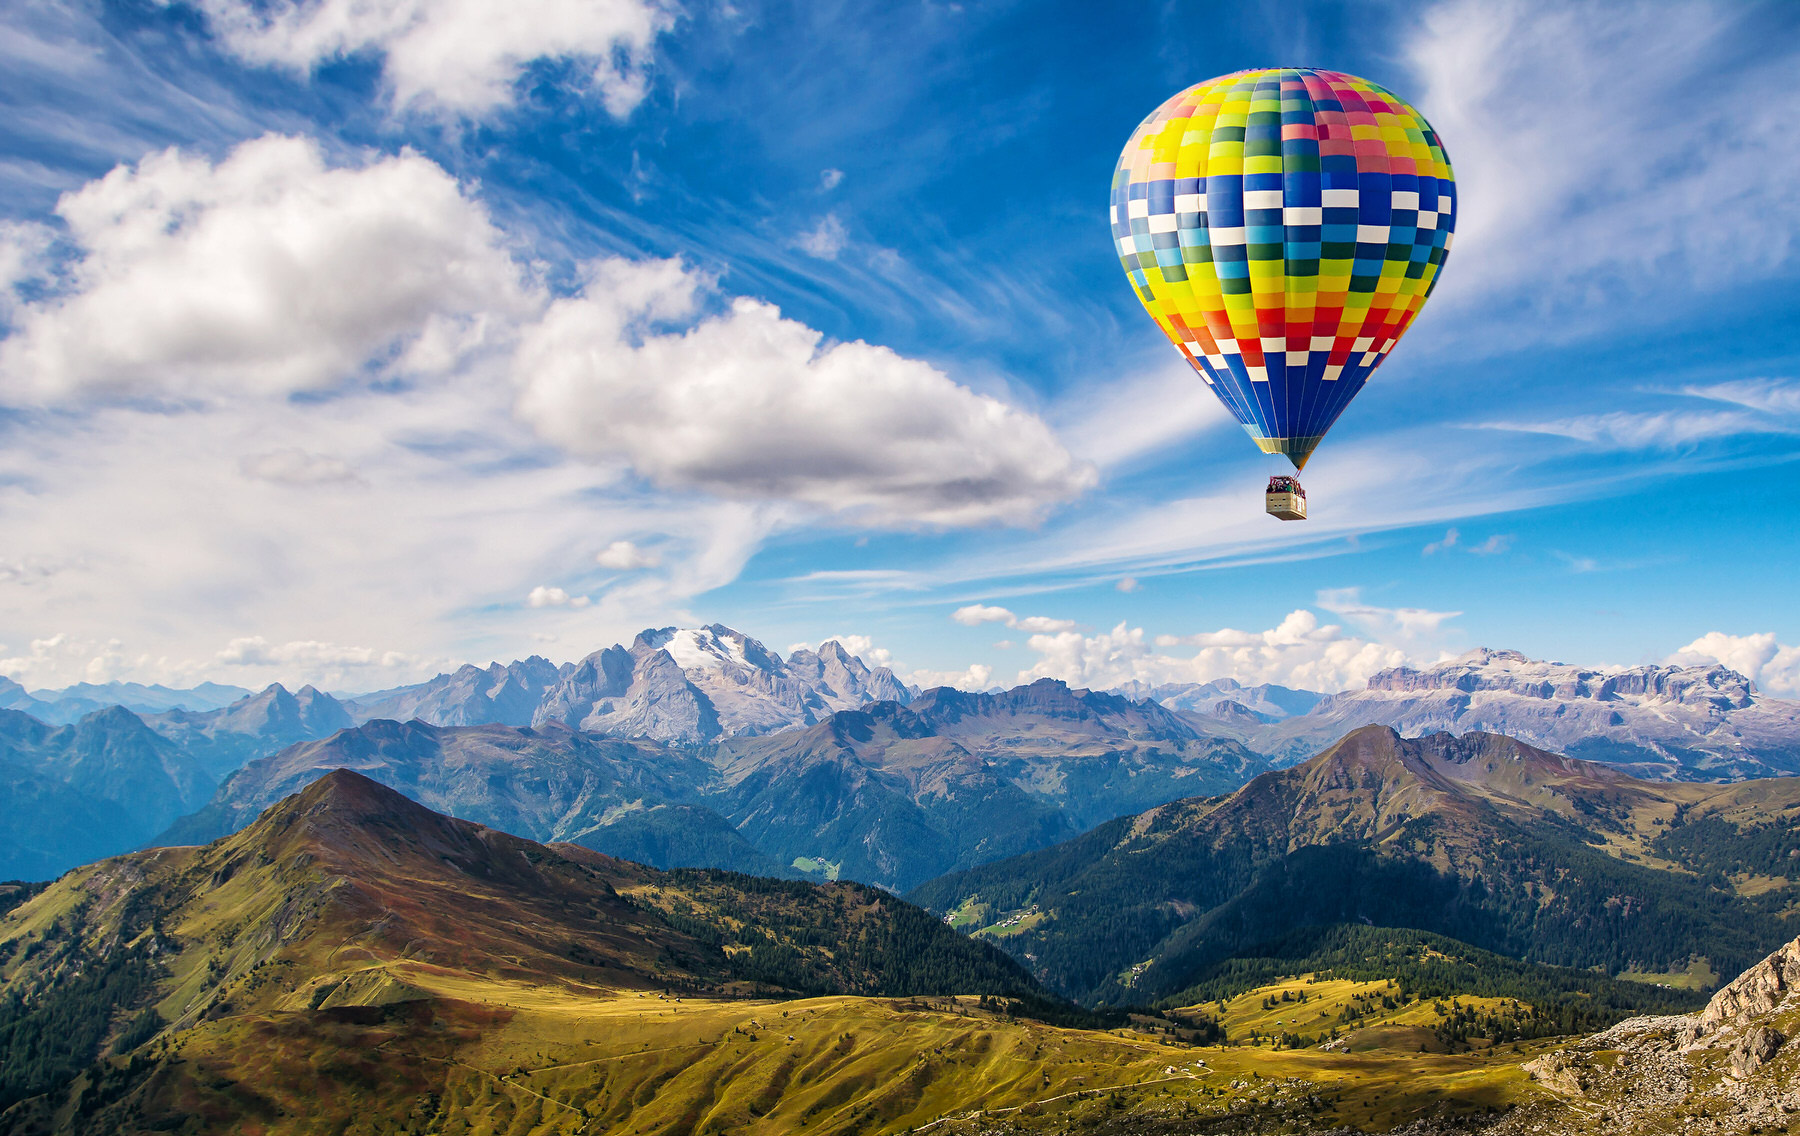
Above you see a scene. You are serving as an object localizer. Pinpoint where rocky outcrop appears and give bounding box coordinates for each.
[1696,935,1800,1035]
[1503,934,1800,1134]
[346,656,569,727]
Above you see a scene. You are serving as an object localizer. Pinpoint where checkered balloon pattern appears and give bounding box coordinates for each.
[1112,69,1455,469]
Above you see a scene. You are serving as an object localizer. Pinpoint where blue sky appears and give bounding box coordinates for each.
[0,0,1797,697]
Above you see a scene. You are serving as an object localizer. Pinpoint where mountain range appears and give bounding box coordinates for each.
[0,676,252,725]
[154,679,1266,892]
[1218,648,1800,777]
[356,625,915,742]
[8,630,1800,887]
[908,724,1800,1007]
[0,707,215,879]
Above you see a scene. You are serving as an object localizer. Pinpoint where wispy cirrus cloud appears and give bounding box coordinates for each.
[1477,408,1784,449]
[1680,378,1800,416]
[1407,0,1800,334]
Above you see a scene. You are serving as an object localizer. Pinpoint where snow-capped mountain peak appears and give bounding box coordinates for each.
[644,625,762,673]
[532,625,914,744]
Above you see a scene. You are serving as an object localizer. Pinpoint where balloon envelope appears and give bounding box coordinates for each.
[1112,68,1455,469]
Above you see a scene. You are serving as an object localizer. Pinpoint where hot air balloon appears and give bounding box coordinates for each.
[1110,68,1455,520]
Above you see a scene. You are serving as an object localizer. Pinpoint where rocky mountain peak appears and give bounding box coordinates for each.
[533,625,911,744]
[1286,646,1800,778]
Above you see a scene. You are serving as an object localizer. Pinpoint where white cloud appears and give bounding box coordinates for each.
[1480,409,1779,449]
[1469,534,1512,556]
[1115,576,1140,593]
[1668,631,1800,698]
[188,0,675,118]
[0,134,532,402]
[0,633,146,686]
[819,168,844,192]
[951,604,1012,627]
[1407,0,1800,325]
[794,213,848,259]
[526,585,589,609]
[950,604,1076,634]
[1423,528,1459,555]
[907,662,993,692]
[511,256,1094,526]
[216,635,422,670]
[1017,610,1411,694]
[1682,378,1800,416]
[1051,361,1234,470]
[595,539,660,570]
[238,447,364,486]
[1315,588,1462,639]
[0,221,53,318]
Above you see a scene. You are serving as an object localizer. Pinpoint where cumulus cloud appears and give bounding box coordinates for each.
[0,633,146,685]
[793,213,848,259]
[216,635,421,669]
[511,256,1094,526]
[907,662,993,692]
[950,604,1076,634]
[1115,577,1140,593]
[525,585,589,608]
[1668,631,1800,698]
[595,539,660,570]
[188,0,674,118]
[818,168,845,192]
[1017,610,1416,694]
[239,448,363,486]
[0,134,532,402]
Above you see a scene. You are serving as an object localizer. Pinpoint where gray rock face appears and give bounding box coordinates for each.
[533,626,914,744]
[1511,933,1800,1134]
[785,639,915,709]
[1269,648,1800,777]
[1699,935,1800,1036]
[346,656,569,727]
[1729,1025,1786,1079]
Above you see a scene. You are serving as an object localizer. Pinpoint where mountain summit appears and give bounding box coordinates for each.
[532,624,914,743]
[911,724,1800,1005]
